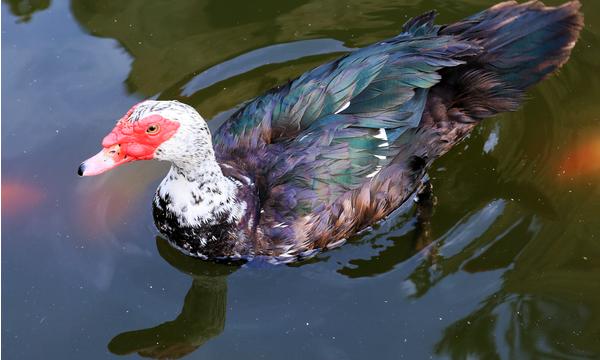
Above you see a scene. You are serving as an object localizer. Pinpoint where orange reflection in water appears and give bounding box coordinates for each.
[558,134,600,178]
[2,181,46,217]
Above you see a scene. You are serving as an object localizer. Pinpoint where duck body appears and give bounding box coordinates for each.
[80,1,583,262]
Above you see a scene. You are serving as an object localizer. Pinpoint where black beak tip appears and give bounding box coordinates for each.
[77,163,85,176]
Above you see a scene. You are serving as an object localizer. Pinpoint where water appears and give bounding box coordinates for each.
[3,0,600,358]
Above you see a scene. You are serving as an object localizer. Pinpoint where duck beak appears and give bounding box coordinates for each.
[78,144,132,176]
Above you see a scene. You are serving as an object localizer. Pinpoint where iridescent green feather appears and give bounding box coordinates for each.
[214,11,482,213]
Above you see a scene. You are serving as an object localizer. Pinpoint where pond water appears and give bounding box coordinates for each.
[3,0,600,358]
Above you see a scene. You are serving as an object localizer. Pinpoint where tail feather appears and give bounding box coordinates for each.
[442,0,583,90]
[437,0,583,120]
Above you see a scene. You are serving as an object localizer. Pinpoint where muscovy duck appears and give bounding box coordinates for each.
[79,1,583,261]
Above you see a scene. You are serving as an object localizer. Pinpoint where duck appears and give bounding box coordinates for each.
[78,1,583,262]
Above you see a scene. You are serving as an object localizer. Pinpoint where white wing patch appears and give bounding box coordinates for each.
[374,128,388,141]
[334,101,351,114]
[375,128,389,148]
[366,165,383,178]
[367,129,388,178]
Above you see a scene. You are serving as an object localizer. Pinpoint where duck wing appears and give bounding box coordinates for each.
[213,12,480,151]
[212,13,485,255]
[210,3,582,258]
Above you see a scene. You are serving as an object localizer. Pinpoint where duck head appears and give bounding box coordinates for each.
[78,100,213,176]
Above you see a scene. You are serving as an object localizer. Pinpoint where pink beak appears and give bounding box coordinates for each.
[78,144,132,176]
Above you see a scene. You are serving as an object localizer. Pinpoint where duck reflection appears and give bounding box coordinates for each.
[108,237,238,359]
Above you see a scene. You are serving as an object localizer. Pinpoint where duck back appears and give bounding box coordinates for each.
[203,1,583,260]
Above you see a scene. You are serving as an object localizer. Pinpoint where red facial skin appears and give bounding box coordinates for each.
[79,109,180,176]
[102,114,180,160]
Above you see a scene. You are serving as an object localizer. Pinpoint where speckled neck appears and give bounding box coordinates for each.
[155,159,245,224]
[152,156,248,257]
[170,152,225,185]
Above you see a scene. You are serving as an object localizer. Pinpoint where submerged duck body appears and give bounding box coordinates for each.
[79,1,583,261]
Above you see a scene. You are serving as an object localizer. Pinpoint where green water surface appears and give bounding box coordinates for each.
[3,0,600,359]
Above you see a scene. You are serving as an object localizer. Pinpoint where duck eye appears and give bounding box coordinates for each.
[146,124,160,134]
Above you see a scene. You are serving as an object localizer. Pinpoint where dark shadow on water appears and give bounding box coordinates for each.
[2,0,51,23]
[333,148,556,280]
[108,237,239,359]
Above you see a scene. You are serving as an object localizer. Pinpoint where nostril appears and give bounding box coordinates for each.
[111,144,121,155]
[77,163,86,176]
